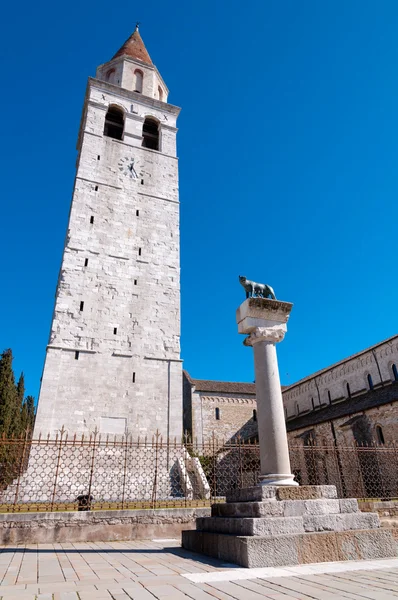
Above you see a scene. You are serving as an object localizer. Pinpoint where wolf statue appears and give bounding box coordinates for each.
[239,276,276,300]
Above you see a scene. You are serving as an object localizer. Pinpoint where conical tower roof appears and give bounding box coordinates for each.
[112,25,153,64]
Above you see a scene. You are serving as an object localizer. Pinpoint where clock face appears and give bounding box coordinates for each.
[118,157,138,179]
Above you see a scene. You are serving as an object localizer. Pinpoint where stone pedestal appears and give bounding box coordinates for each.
[181,297,397,567]
[182,485,397,567]
[237,298,296,486]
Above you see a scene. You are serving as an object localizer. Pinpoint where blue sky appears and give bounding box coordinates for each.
[1,1,398,398]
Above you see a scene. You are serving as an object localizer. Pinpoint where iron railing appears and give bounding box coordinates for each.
[0,431,396,512]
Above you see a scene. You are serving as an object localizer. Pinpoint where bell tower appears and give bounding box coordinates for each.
[34,26,182,438]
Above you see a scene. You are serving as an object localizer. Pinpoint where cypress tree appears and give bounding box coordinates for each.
[0,349,18,436]
[16,373,24,406]
[22,396,35,434]
[14,373,25,436]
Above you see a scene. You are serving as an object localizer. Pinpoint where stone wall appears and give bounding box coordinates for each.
[287,383,398,447]
[0,508,210,545]
[283,336,398,418]
[188,391,257,444]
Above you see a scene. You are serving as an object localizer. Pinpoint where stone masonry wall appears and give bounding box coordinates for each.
[0,508,210,545]
[283,336,398,418]
[34,76,182,439]
[191,392,257,444]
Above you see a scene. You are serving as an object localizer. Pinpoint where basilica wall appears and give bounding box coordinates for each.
[283,336,398,419]
[184,336,398,455]
[183,373,257,444]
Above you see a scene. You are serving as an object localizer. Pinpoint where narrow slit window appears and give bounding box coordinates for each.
[132,372,136,383]
[97,155,100,160]
[215,407,220,420]
[136,209,140,216]
[253,409,257,422]
[346,383,351,398]
[80,301,84,312]
[393,364,398,381]
[367,373,374,390]
[138,248,142,256]
[376,425,385,445]
[134,279,137,285]
[75,351,79,360]
[95,185,98,191]
[84,258,88,267]
[141,179,144,185]
[90,216,94,224]
[328,390,332,404]
[113,327,117,334]
[311,397,315,410]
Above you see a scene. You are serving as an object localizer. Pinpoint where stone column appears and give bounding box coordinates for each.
[237,298,297,486]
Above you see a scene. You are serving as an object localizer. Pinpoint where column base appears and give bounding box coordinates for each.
[259,473,298,487]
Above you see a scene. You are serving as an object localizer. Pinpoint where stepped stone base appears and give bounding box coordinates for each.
[181,485,398,568]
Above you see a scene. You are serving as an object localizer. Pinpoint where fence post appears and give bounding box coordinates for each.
[238,436,243,490]
[211,432,217,502]
[50,427,65,511]
[354,442,366,498]
[12,430,30,512]
[151,430,160,509]
[86,428,98,510]
[121,436,129,510]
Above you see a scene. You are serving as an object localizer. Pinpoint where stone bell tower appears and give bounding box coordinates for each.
[34,26,182,439]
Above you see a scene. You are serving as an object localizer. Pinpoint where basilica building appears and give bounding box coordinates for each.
[183,335,398,449]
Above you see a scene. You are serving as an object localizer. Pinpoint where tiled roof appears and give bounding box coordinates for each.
[284,334,398,392]
[112,28,153,64]
[286,382,398,432]
[184,371,256,395]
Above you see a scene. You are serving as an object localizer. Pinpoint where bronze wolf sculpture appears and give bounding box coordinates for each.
[239,276,276,300]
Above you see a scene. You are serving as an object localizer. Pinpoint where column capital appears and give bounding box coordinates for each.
[236,298,293,336]
[244,325,286,346]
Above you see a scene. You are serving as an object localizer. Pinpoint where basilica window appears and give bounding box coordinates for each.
[392,364,398,381]
[367,373,374,390]
[134,69,143,93]
[375,425,385,445]
[104,106,124,140]
[142,117,160,150]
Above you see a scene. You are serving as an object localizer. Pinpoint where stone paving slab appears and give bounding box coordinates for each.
[0,540,396,598]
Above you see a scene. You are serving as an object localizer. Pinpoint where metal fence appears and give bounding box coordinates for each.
[0,431,397,513]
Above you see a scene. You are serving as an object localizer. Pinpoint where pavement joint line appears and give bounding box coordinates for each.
[181,558,398,584]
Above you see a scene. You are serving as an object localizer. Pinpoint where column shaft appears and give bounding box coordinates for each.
[253,340,297,486]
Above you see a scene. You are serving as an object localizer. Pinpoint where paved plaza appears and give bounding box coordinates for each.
[0,539,397,599]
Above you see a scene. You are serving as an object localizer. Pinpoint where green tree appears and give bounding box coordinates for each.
[12,372,25,436]
[0,349,18,436]
[16,373,24,405]
[21,396,35,434]
[26,396,35,432]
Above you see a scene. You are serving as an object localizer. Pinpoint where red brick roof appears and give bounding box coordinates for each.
[112,28,153,64]
[184,371,256,394]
